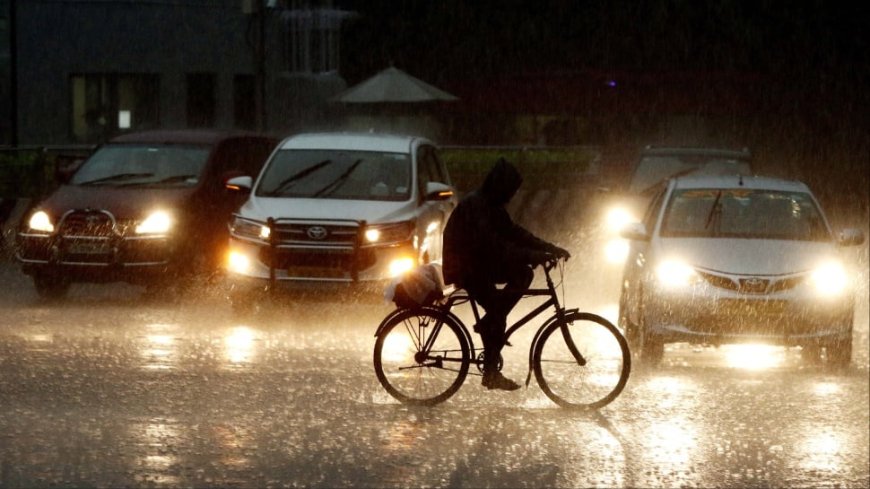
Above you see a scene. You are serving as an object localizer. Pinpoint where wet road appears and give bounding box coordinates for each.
[0,262,868,488]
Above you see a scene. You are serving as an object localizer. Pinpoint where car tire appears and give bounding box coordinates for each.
[825,323,853,368]
[33,274,70,300]
[639,329,664,365]
[800,344,823,364]
[636,290,664,365]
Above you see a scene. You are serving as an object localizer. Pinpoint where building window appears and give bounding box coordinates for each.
[234,74,256,129]
[70,74,159,143]
[282,2,353,75]
[187,73,216,128]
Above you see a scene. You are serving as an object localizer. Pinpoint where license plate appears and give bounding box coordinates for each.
[69,241,111,254]
[717,298,788,316]
[287,266,344,279]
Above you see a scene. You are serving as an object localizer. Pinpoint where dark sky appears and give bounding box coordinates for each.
[338,0,868,93]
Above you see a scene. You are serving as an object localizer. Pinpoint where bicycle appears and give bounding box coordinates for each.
[373,258,631,409]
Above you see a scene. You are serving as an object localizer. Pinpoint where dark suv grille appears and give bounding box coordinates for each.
[59,211,116,237]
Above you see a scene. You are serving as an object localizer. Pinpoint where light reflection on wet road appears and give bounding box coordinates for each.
[0,264,867,488]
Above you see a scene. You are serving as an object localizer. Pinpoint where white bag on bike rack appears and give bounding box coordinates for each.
[384,263,446,308]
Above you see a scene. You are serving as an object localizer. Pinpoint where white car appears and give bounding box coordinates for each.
[224,132,457,304]
[602,146,753,265]
[618,174,864,366]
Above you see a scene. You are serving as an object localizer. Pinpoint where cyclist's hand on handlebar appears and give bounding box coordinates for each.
[551,245,571,261]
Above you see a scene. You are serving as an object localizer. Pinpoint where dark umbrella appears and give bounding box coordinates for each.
[331,66,458,103]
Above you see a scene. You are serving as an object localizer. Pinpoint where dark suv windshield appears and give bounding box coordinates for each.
[256,149,411,201]
[71,144,210,187]
[660,189,830,241]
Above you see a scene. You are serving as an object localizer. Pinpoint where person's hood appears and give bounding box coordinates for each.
[480,158,523,205]
[33,184,195,221]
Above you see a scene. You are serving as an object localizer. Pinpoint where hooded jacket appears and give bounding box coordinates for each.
[442,159,557,286]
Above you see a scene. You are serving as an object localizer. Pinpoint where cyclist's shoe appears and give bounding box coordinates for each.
[482,372,521,391]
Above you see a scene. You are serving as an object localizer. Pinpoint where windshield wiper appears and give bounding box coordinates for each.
[77,172,154,185]
[265,159,332,196]
[120,174,198,186]
[704,190,723,231]
[312,159,362,197]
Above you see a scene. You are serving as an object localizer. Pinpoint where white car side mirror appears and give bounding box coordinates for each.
[620,222,650,241]
[425,181,454,201]
[838,228,865,247]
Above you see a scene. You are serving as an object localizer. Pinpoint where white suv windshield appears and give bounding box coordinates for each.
[256,149,411,201]
[71,144,210,187]
[628,156,751,194]
[661,189,830,241]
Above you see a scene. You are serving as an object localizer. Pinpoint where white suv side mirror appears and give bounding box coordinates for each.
[424,181,454,201]
[226,175,253,192]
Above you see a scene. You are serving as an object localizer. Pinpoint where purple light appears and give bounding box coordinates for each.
[607,80,617,88]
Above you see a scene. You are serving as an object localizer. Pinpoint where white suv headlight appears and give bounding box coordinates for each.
[136,211,172,234]
[28,210,55,233]
[364,222,413,244]
[810,261,848,297]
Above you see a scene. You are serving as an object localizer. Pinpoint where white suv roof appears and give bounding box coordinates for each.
[279,132,427,153]
[673,174,811,193]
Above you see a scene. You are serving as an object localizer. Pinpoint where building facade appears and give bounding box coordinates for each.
[1,0,352,146]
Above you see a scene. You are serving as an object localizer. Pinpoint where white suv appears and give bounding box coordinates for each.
[224,132,457,302]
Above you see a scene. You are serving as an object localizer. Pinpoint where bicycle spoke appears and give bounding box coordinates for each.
[374,309,470,406]
[533,313,630,409]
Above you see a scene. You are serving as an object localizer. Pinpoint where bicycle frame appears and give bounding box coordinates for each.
[439,261,585,372]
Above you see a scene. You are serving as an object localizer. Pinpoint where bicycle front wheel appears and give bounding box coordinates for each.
[374,308,470,406]
[533,312,631,409]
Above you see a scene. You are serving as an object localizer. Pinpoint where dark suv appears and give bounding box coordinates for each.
[16,130,277,298]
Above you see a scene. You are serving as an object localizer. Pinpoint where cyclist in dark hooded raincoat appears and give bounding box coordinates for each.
[443,158,570,391]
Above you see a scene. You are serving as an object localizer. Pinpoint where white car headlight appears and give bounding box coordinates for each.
[604,238,630,264]
[605,206,636,234]
[135,211,172,234]
[810,261,848,297]
[656,259,699,288]
[28,210,55,233]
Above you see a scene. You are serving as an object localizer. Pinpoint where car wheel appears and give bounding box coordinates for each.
[639,328,664,365]
[618,285,639,346]
[636,290,664,365]
[33,274,70,300]
[800,343,823,364]
[825,322,853,368]
[229,286,261,316]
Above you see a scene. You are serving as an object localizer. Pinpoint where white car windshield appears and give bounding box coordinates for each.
[629,156,752,194]
[661,188,830,241]
[71,144,209,187]
[256,149,411,201]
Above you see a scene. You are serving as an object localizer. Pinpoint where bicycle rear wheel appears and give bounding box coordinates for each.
[533,312,631,409]
[374,308,470,406]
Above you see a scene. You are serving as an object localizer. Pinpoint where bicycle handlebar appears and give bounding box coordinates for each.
[540,255,565,272]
